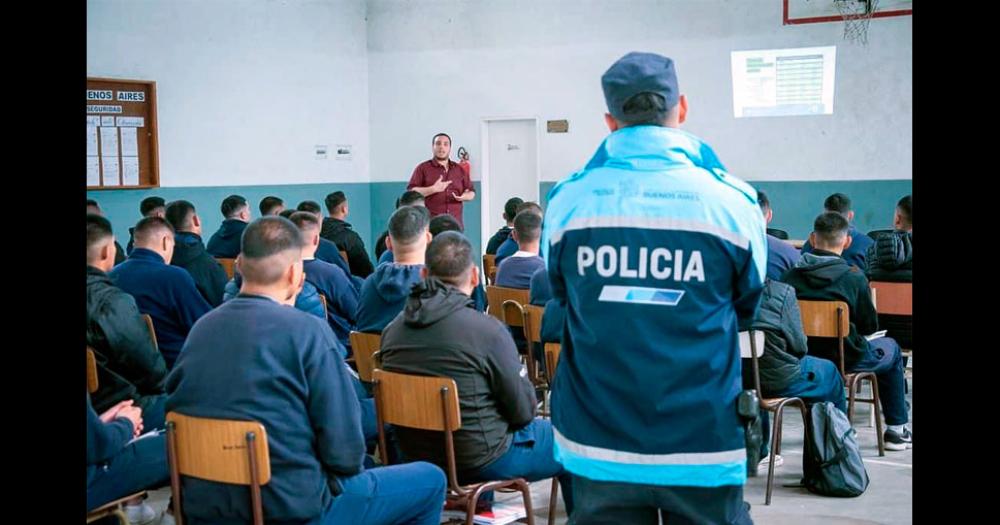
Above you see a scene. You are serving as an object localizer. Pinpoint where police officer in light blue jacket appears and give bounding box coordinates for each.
[542,52,767,524]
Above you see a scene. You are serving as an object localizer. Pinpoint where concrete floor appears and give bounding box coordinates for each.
[146,374,912,525]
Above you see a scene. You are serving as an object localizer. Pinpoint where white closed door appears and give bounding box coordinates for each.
[484,119,538,247]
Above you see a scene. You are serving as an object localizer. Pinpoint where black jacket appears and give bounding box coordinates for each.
[865,230,912,283]
[86,266,168,412]
[206,219,247,258]
[486,226,513,255]
[374,230,390,262]
[171,231,228,307]
[320,218,374,278]
[379,277,537,472]
[745,279,808,394]
[781,250,878,368]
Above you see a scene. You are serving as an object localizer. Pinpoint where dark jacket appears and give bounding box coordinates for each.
[865,230,912,283]
[486,226,513,255]
[320,217,374,278]
[745,279,808,394]
[380,277,537,472]
[206,218,247,258]
[170,232,228,307]
[166,295,364,524]
[529,267,563,344]
[781,250,878,368]
[355,263,424,334]
[302,258,360,352]
[86,266,168,412]
[110,248,213,368]
[374,230,390,261]
[114,240,126,266]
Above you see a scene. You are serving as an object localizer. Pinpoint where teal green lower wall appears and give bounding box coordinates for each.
[87,183,372,259]
[89,179,910,270]
[541,179,912,240]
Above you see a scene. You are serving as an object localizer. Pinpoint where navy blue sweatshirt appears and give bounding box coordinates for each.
[494,237,518,266]
[529,268,564,344]
[801,225,874,272]
[86,392,134,488]
[355,262,424,333]
[316,237,353,278]
[303,258,360,351]
[495,253,545,289]
[166,294,365,524]
[110,248,212,368]
[206,218,247,258]
[766,234,801,281]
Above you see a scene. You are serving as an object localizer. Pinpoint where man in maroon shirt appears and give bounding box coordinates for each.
[407,133,475,228]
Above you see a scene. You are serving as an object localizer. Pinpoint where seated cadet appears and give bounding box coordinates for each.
[296,200,354,280]
[783,212,912,450]
[757,190,801,280]
[376,190,427,264]
[486,197,524,255]
[379,232,573,513]
[493,201,543,266]
[87,199,127,266]
[111,217,212,369]
[126,196,166,255]
[166,216,446,525]
[800,193,874,272]
[87,214,168,431]
[320,191,375,278]
[164,200,229,307]
[87,394,169,523]
[206,194,251,258]
[289,211,360,353]
[356,206,431,334]
[259,195,285,216]
[494,210,545,289]
[865,194,912,349]
[429,214,487,312]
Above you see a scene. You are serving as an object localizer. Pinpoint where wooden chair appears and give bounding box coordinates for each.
[501,300,544,389]
[372,369,545,525]
[349,331,382,383]
[740,330,808,505]
[87,492,148,524]
[87,347,99,394]
[485,286,529,321]
[482,254,498,285]
[166,412,271,525]
[216,257,236,279]
[798,300,885,455]
[544,343,561,383]
[870,281,912,357]
[141,314,159,351]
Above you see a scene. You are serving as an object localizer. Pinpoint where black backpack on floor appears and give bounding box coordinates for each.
[801,401,870,497]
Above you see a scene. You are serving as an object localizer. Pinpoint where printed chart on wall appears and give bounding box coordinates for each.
[730,46,836,118]
[86,78,160,189]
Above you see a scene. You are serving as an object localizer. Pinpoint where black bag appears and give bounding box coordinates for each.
[801,402,870,497]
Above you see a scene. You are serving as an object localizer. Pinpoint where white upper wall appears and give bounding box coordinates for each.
[366,0,912,182]
[87,0,371,186]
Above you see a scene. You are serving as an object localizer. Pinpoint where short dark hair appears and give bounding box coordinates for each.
[325,191,347,213]
[140,196,166,216]
[86,199,101,214]
[259,196,284,216]
[619,92,670,127]
[896,195,912,227]
[296,200,322,215]
[426,231,473,286]
[432,133,451,145]
[164,200,196,231]
[399,190,426,207]
[513,210,542,244]
[278,209,296,220]
[86,213,114,260]
[288,211,321,231]
[388,205,430,246]
[504,197,525,221]
[221,195,249,219]
[757,190,770,212]
[240,217,305,285]
[429,214,463,236]
[133,216,175,245]
[823,193,852,215]
[813,211,850,247]
[515,201,543,216]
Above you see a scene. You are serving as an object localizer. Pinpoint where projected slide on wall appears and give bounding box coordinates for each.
[730,46,836,118]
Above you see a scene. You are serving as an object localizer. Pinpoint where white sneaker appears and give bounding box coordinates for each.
[758,454,784,469]
[124,502,157,525]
